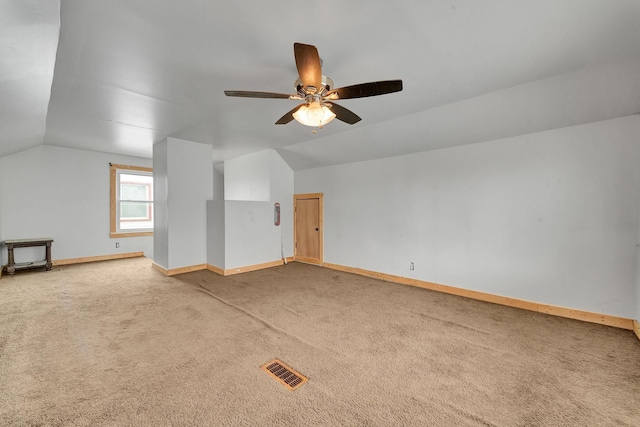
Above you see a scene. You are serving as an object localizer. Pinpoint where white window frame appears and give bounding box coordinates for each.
[110,163,154,238]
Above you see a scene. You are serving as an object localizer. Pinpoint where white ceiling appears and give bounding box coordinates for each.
[2,0,640,170]
[0,0,59,156]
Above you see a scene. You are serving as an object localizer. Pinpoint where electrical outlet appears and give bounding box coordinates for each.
[410,262,414,271]
[116,242,119,248]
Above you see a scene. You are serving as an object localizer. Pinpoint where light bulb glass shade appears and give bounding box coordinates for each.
[293,102,336,127]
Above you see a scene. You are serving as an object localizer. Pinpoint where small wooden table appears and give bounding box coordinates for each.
[2,238,54,275]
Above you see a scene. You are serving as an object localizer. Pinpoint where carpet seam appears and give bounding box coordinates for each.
[193,286,326,353]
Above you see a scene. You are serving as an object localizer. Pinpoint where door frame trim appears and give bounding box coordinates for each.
[293,193,324,265]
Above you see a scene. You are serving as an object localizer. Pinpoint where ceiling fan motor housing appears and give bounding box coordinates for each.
[296,75,334,97]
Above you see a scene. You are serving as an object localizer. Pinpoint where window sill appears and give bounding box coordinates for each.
[110,231,154,238]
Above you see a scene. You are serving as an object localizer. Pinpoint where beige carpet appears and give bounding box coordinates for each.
[1,257,639,426]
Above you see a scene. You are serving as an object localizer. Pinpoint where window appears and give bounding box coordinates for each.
[110,164,154,237]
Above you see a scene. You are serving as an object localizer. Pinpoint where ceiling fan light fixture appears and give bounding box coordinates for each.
[293,102,336,127]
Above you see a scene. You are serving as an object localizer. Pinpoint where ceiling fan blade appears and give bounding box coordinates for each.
[328,102,361,125]
[224,90,294,99]
[328,80,403,100]
[294,43,322,91]
[275,104,305,125]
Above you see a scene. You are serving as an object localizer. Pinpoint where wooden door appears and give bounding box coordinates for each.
[294,193,323,265]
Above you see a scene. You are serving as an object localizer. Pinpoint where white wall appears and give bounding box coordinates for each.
[0,179,3,266]
[152,140,169,268]
[207,161,225,269]
[637,254,640,321]
[207,200,283,271]
[153,137,213,270]
[206,200,225,269]
[269,150,294,258]
[0,145,153,263]
[224,150,270,201]
[637,220,640,321]
[212,168,224,200]
[295,116,640,319]
[216,149,294,269]
[224,201,281,270]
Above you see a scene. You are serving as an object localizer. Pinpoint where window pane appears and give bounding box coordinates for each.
[121,183,149,201]
[120,173,152,201]
[121,201,149,219]
[119,201,153,230]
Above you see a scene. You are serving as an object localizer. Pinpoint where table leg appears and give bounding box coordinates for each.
[7,244,15,275]
[45,242,52,271]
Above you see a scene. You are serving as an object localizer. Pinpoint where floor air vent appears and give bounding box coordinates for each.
[261,359,307,391]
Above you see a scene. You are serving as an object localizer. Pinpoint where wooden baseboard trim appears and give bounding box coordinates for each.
[225,259,285,275]
[151,263,169,275]
[205,258,294,276]
[53,252,145,267]
[294,256,323,266]
[206,264,225,275]
[322,262,635,330]
[633,320,640,341]
[152,263,207,276]
[154,259,293,277]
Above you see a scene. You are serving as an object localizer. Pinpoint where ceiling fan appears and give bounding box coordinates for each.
[224,43,403,129]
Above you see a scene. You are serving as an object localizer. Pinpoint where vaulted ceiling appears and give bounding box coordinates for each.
[3,1,640,170]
